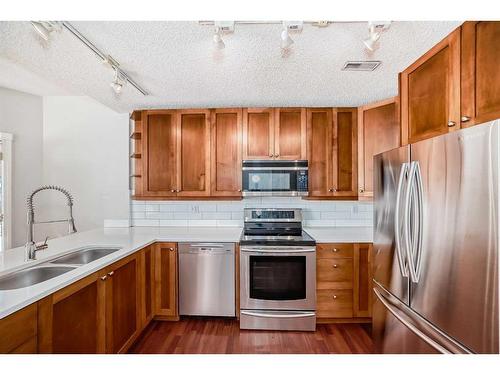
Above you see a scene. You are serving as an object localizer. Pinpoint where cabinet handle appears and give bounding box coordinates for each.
[176,189,180,193]
[238,189,242,192]
[332,248,338,253]
[275,154,280,158]
[328,188,333,192]
[461,116,471,123]
[333,264,338,268]
[107,271,114,277]
[359,188,364,193]
[100,275,107,281]
[269,154,274,158]
[171,189,175,193]
[333,295,337,300]
[169,247,175,251]
[447,120,456,127]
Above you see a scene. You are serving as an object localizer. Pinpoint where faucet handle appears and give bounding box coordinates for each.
[36,236,49,251]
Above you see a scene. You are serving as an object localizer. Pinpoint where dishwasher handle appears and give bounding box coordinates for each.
[179,243,235,255]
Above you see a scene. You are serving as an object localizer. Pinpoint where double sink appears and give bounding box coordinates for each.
[0,247,121,291]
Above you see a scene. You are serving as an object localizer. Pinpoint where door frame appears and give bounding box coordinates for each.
[0,132,13,251]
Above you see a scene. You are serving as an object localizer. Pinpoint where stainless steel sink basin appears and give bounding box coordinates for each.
[50,247,121,265]
[0,266,76,290]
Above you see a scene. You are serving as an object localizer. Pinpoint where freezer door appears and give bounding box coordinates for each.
[373,282,470,354]
[373,146,411,303]
[409,120,499,354]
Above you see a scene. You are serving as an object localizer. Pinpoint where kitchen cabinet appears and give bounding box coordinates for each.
[332,108,358,197]
[274,108,307,160]
[316,243,372,321]
[153,242,178,319]
[306,108,358,198]
[242,108,275,159]
[0,303,37,354]
[140,110,178,197]
[37,270,107,353]
[461,21,500,127]
[104,254,141,354]
[176,109,211,196]
[210,108,243,196]
[37,253,141,354]
[400,28,461,144]
[357,98,399,199]
[353,243,372,318]
[140,245,154,326]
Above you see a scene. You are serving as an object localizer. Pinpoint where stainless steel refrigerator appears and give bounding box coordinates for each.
[373,119,499,354]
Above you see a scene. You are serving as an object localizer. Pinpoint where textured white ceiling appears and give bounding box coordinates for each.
[0,21,461,113]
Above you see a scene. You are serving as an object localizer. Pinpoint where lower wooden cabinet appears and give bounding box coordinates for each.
[153,242,179,319]
[0,303,38,354]
[316,242,372,321]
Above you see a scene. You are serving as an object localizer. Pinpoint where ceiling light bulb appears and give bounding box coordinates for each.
[280,29,294,49]
[110,69,125,95]
[30,21,50,41]
[213,27,225,49]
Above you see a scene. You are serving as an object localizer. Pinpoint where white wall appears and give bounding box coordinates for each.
[42,96,129,236]
[0,87,43,247]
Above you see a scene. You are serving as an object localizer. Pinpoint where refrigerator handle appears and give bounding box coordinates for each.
[394,162,409,277]
[413,161,424,282]
[404,161,421,283]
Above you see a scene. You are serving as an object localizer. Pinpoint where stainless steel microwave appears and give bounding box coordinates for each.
[241,160,309,197]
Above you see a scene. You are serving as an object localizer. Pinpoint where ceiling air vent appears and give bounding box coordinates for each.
[342,61,382,71]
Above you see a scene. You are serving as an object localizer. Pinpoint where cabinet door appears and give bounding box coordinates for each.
[353,243,372,318]
[333,108,358,197]
[142,246,154,326]
[357,98,399,199]
[461,21,500,127]
[243,108,275,160]
[210,108,243,196]
[274,108,306,160]
[142,110,177,197]
[306,108,333,197]
[105,254,141,354]
[153,243,178,318]
[37,271,107,354]
[0,304,37,354]
[176,110,211,196]
[400,28,461,144]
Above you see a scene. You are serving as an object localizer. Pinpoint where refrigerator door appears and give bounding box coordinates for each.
[373,282,470,354]
[409,120,499,354]
[373,145,411,303]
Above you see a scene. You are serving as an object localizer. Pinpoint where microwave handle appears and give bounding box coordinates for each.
[240,247,315,253]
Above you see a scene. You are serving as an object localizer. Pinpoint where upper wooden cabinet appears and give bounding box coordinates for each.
[307,108,357,198]
[332,108,357,197]
[461,21,500,127]
[141,110,177,197]
[243,108,306,160]
[274,108,307,160]
[176,109,211,196]
[357,98,399,199]
[400,28,461,144]
[211,108,243,196]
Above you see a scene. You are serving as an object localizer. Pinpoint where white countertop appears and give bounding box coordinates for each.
[0,225,372,319]
[304,226,373,243]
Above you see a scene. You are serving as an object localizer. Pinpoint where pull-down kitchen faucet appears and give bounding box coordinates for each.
[25,185,77,261]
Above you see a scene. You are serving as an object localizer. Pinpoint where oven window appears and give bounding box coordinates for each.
[249,256,306,300]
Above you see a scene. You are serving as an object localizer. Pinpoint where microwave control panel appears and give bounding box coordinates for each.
[297,171,308,192]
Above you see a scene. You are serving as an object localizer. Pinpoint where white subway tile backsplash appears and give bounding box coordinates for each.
[130,199,373,228]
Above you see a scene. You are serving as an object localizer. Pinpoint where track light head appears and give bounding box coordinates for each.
[280,28,294,50]
[30,21,61,42]
[213,27,225,49]
[110,69,126,95]
[363,21,390,52]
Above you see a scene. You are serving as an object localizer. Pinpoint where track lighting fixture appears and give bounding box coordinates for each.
[280,27,294,50]
[110,68,126,95]
[363,21,391,52]
[30,21,61,42]
[213,27,225,49]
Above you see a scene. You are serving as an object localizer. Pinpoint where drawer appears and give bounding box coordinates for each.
[317,258,353,289]
[317,289,353,318]
[317,243,354,259]
[0,303,37,353]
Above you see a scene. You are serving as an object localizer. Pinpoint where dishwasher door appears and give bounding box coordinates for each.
[178,243,235,317]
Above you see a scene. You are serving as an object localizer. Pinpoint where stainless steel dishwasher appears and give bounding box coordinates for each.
[178,242,235,317]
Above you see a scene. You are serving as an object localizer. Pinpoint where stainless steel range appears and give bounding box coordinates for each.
[239,208,316,331]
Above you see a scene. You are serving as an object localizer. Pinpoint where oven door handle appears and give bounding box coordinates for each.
[240,247,316,253]
[240,311,316,319]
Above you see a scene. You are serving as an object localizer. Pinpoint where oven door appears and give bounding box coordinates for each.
[240,246,316,311]
[242,168,306,196]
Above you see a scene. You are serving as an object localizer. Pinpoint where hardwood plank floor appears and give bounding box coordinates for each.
[129,318,373,354]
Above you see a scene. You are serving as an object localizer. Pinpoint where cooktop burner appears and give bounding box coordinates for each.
[240,208,316,246]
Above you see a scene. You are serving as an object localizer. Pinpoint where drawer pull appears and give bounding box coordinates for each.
[333,264,338,268]
[107,271,114,277]
[100,275,107,281]
[333,295,337,299]
[332,248,338,253]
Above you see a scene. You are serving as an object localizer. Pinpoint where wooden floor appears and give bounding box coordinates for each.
[129,318,373,354]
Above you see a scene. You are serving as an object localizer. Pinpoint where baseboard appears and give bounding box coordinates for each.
[153,315,180,322]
